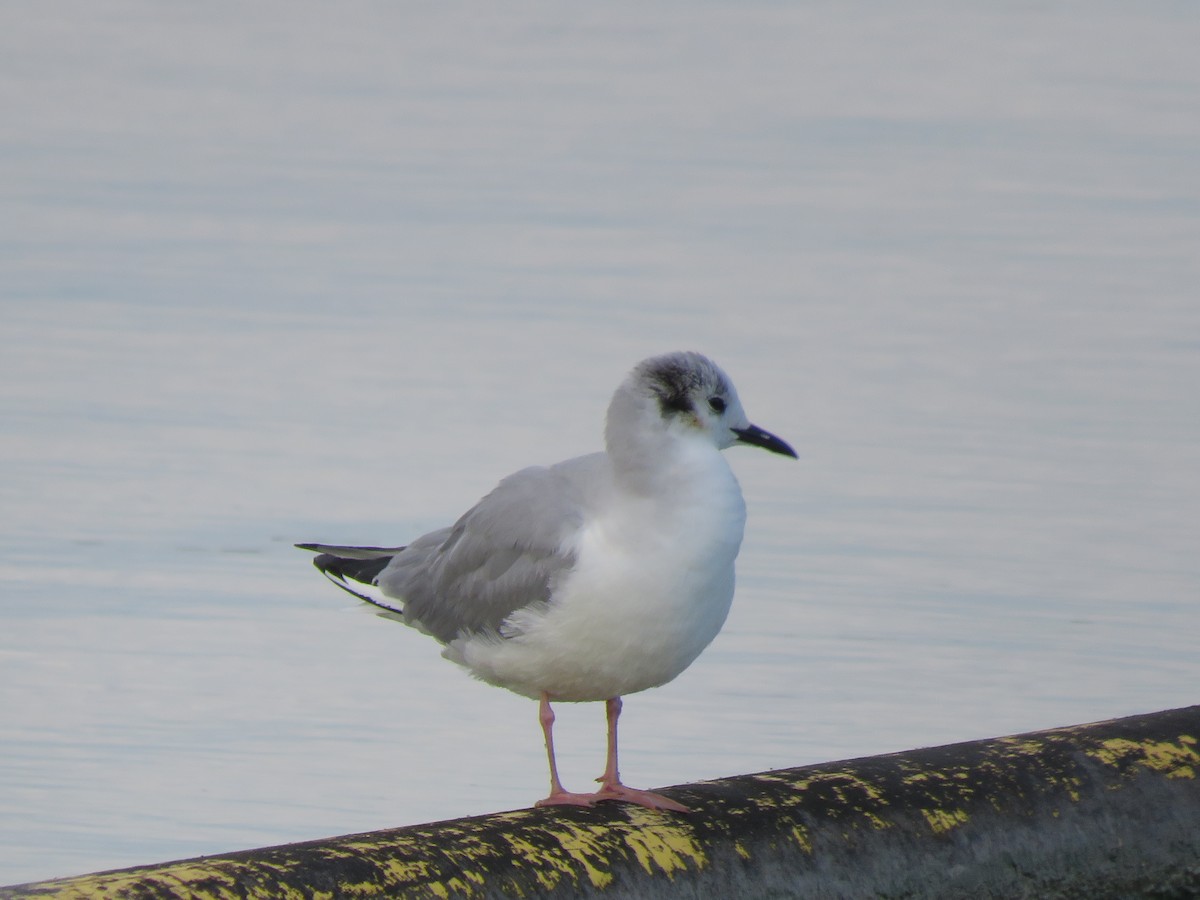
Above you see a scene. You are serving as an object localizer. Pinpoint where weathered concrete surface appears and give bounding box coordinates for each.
[5,705,1199,899]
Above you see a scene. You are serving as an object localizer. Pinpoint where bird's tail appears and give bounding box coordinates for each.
[294,542,405,616]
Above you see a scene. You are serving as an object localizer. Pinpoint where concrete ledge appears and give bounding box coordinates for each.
[6,705,1199,899]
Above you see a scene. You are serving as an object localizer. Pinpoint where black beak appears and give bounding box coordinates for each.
[731,424,798,458]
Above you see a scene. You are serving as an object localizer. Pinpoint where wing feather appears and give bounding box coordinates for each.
[377,457,598,643]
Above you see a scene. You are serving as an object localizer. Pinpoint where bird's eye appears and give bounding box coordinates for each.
[708,396,727,414]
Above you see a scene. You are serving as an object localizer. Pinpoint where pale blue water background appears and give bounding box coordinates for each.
[3,2,1199,885]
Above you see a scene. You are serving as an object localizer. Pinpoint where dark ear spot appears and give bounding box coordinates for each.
[637,352,728,419]
[646,357,699,416]
[657,391,693,415]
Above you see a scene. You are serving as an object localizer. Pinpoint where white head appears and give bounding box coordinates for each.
[605,352,796,476]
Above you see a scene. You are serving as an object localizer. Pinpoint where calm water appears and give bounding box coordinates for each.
[3,2,1199,886]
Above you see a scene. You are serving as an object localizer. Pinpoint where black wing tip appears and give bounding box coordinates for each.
[298,546,404,616]
[311,552,338,573]
[308,552,393,586]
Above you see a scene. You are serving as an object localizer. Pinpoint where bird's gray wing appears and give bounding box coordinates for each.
[377,457,596,644]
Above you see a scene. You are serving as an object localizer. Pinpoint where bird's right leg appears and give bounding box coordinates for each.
[533,692,599,807]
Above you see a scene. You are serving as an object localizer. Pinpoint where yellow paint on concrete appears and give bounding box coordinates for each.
[38,861,261,900]
[620,811,708,877]
[995,737,1047,760]
[337,841,442,887]
[532,823,613,891]
[850,774,888,804]
[861,811,893,831]
[921,807,969,835]
[13,710,1199,899]
[762,769,896,833]
[1064,778,1082,802]
[744,775,788,811]
[791,824,813,854]
[1086,736,1200,780]
[502,834,561,893]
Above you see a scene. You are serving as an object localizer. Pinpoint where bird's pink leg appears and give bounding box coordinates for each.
[593,697,689,813]
[534,692,600,808]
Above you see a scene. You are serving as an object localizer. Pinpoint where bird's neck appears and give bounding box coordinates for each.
[608,433,733,500]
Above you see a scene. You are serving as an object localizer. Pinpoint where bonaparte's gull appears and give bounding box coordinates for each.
[297,351,796,812]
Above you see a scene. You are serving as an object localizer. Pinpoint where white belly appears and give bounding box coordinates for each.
[448,463,747,701]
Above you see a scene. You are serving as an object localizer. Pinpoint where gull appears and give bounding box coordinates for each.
[297,351,796,812]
